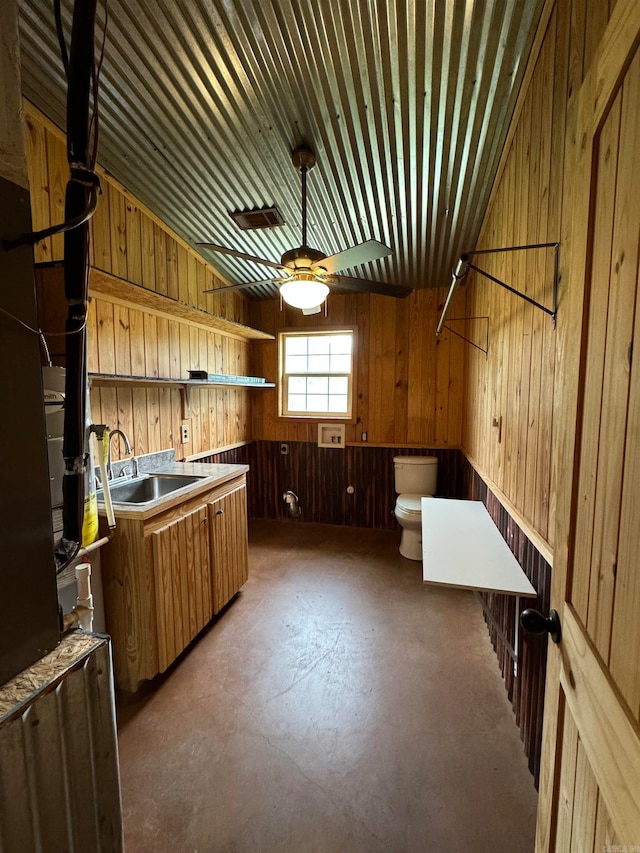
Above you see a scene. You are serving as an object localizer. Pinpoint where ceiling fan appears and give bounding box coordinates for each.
[197,146,411,313]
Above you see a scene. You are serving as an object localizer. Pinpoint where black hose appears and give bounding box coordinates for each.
[61,0,98,549]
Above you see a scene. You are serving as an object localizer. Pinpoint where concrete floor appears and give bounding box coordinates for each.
[117,520,537,853]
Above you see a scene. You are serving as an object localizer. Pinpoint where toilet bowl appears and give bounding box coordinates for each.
[393,456,438,561]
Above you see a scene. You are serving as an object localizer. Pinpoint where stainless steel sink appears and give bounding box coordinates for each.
[98,474,206,505]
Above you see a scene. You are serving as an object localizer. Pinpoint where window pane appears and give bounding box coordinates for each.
[308,336,330,355]
[329,376,348,395]
[288,376,306,394]
[328,395,348,413]
[285,354,308,374]
[330,335,352,354]
[286,337,308,356]
[308,354,330,373]
[288,394,307,411]
[307,376,328,395]
[308,394,328,411]
[329,354,351,373]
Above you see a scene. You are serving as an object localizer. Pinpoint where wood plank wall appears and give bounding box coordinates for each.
[461,0,616,549]
[249,287,465,447]
[461,462,552,787]
[24,103,251,460]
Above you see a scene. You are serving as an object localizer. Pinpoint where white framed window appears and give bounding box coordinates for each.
[279,328,355,419]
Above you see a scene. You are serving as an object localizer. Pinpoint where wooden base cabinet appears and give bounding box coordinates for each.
[209,482,249,614]
[100,473,248,691]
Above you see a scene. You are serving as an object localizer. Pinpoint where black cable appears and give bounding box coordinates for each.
[61,0,99,552]
[53,0,69,79]
[2,182,99,250]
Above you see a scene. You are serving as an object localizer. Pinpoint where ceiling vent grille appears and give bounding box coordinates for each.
[229,206,285,230]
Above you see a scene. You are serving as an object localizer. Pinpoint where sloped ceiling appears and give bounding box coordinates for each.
[18,0,543,297]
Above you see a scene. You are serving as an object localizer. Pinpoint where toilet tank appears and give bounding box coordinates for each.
[393,455,438,495]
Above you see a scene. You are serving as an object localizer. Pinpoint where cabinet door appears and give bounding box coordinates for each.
[209,485,249,614]
[150,504,212,672]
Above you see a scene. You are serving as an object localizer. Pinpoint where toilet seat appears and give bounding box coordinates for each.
[396,494,428,514]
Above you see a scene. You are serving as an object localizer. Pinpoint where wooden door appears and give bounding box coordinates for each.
[209,484,249,614]
[151,504,212,672]
[536,2,640,850]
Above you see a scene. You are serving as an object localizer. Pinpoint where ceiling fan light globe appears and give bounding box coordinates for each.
[279,280,329,310]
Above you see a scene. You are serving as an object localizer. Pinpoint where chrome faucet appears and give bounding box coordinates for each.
[107,428,137,480]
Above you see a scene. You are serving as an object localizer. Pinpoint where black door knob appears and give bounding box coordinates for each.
[520,608,562,644]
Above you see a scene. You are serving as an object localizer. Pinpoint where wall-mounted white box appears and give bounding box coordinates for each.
[318,423,346,449]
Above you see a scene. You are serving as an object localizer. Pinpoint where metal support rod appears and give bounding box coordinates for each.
[442,316,489,355]
[301,166,308,247]
[466,261,556,317]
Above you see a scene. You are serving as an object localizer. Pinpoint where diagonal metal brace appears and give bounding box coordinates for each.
[436,242,560,337]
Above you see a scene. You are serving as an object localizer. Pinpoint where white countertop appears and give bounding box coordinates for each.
[421,498,536,597]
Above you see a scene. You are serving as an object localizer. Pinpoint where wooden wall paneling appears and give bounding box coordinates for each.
[156,317,170,378]
[179,324,190,380]
[108,183,128,279]
[196,263,206,312]
[86,297,99,373]
[23,112,52,263]
[168,320,181,379]
[44,128,67,261]
[187,252,197,308]
[523,53,545,534]
[571,91,621,624]
[170,387,182,457]
[406,291,427,444]
[367,295,396,443]
[112,303,131,377]
[96,300,116,375]
[91,179,112,273]
[165,235,179,301]
[503,136,525,505]
[125,201,143,285]
[177,244,189,305]
[153,223,167,296]
[140,211,156,291]
[447,285,465,446]
[354,293,370,440]
[536,8,563,544]
[434,297,451,446]
[157,386,172,454]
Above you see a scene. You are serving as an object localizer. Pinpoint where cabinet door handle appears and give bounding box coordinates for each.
[215,508,224,515]
[201,517,208,525]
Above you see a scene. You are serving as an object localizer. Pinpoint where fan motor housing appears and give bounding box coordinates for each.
[281,245,327,271]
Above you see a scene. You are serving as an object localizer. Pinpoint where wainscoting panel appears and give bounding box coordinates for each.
[198,442,463,529]
[462,462,551,786]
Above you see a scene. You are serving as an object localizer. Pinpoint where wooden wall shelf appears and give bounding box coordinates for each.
[89,267,274,342]
[90,373,275,418]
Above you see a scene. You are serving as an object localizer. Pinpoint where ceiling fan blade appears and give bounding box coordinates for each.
[203,277,281,294]
[195,241,284,271]
[313,239,392,274]
[332,275,412,298]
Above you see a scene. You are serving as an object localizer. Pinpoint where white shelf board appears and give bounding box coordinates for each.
[421,498,536,598]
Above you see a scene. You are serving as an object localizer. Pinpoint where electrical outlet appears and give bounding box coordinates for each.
[280,443,289,455]
[181,423,190,444]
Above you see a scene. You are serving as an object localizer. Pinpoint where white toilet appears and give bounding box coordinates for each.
[393,455,438,560]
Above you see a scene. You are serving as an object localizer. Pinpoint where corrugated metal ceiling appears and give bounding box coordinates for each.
[18,0,544,297]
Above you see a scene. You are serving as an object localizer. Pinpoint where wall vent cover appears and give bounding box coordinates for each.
[229,206,285,230]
